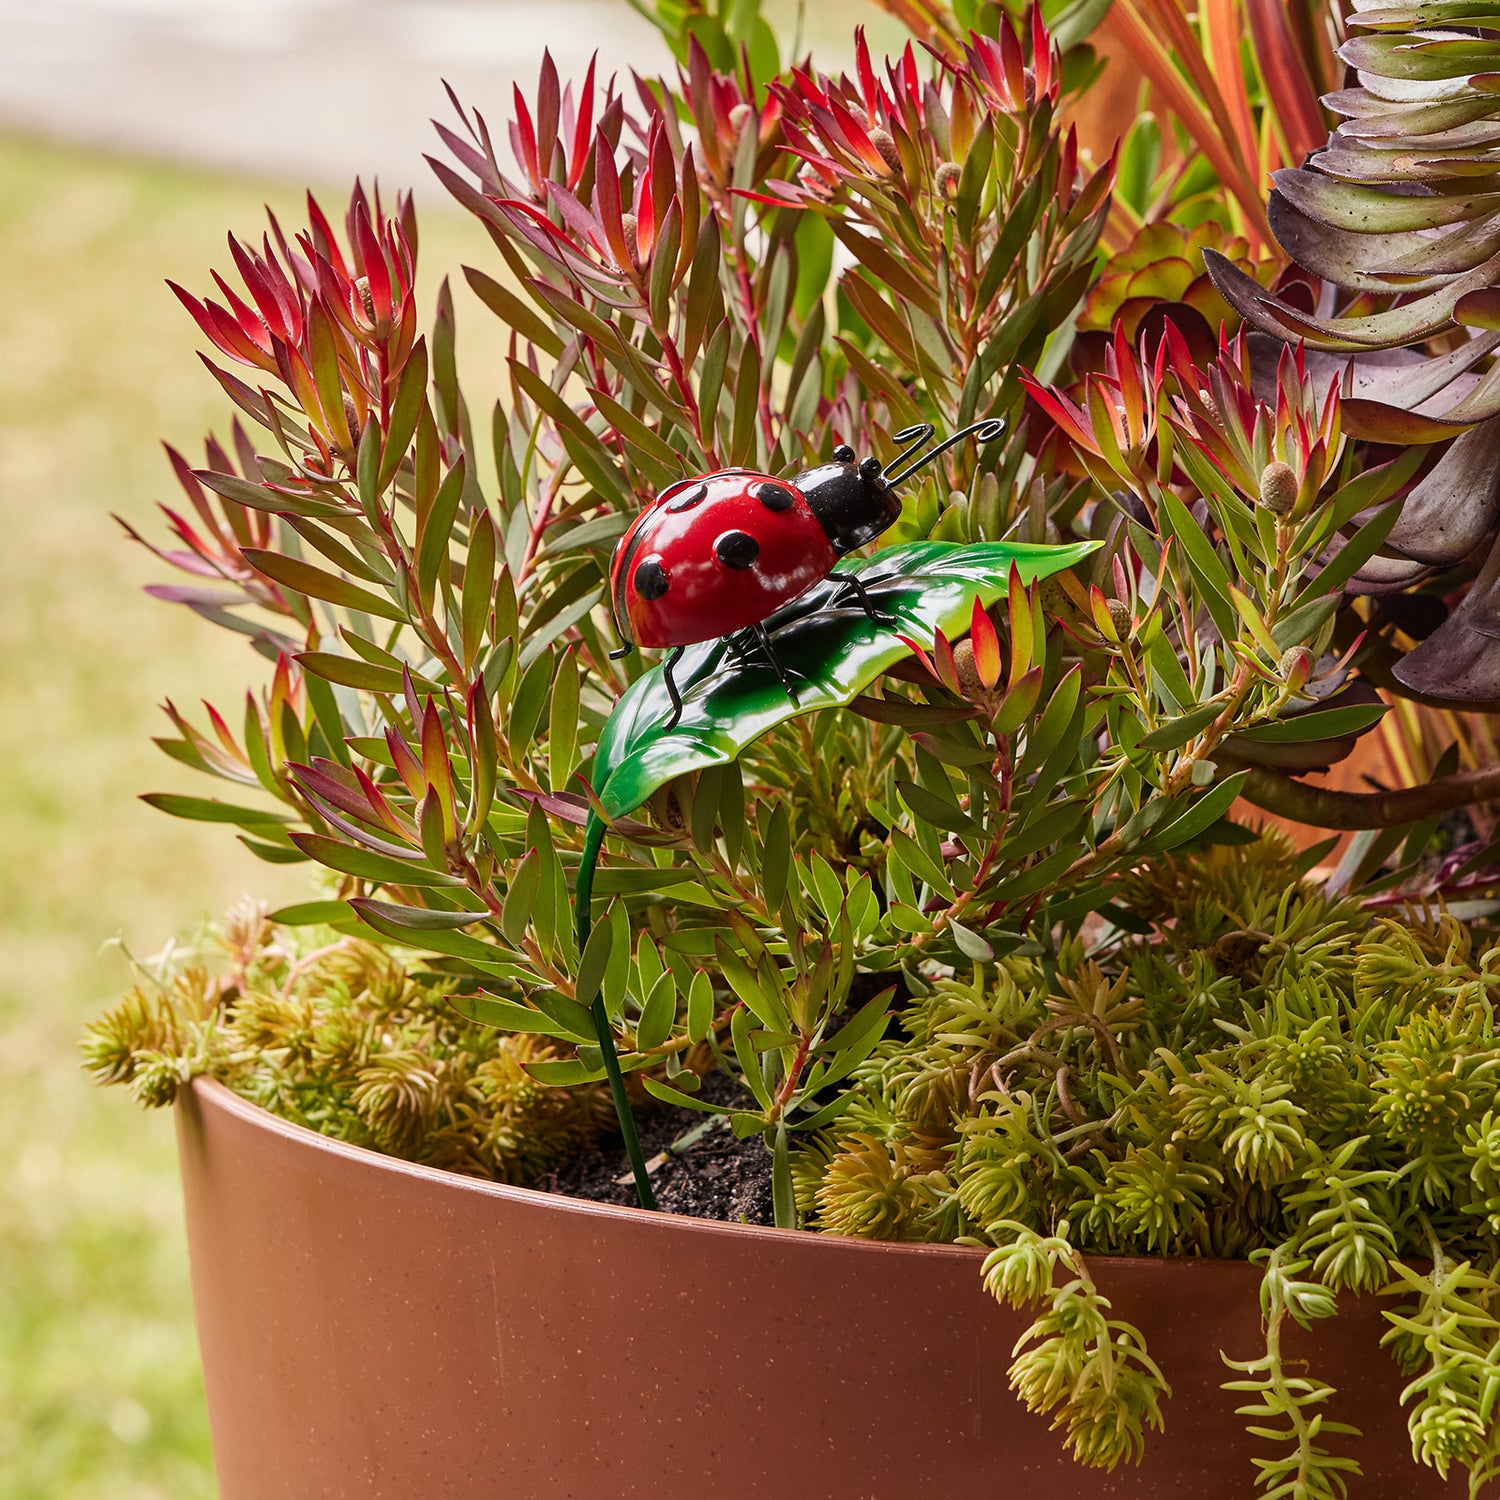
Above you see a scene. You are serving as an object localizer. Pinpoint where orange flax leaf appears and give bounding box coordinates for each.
[1108,1,1271,248]
[1123,0,1251,181]
[1204,0,1257,176]
[1245,0,1328,166]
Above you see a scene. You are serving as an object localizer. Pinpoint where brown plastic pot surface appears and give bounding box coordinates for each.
[177,1078,1466,1499]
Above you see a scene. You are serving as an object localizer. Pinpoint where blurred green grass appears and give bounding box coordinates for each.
[0,133,497,1497]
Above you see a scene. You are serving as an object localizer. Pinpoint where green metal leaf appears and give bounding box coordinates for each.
[591,541,1098,820]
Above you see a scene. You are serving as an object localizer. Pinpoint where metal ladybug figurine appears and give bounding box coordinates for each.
[608,419,1004,727]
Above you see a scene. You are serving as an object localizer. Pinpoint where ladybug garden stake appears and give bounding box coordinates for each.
[608,420,1004,727]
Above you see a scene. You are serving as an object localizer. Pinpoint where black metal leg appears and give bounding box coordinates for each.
[835,572,897,626]
[724,627,760,666]
[662,645,686,729]
[754,622,798,704]
[609,642,635,661]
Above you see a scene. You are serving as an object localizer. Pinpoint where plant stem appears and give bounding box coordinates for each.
[1221,755,1500,830]
[576,812,657,1210]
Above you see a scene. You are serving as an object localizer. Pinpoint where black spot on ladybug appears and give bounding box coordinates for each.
[634,555,670,600]
[757,482,795,512]
[665,482,708,513]
[715,531,760,570]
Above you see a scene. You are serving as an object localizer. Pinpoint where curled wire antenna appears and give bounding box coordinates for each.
[883,418,1005,488]
[885,423,935,475]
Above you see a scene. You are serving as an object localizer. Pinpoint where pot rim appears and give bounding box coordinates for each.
[183,1075,1272,1276]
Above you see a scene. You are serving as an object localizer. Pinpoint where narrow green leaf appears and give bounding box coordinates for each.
[242,549,405,622]
[502,849,540,946]
[576,900,615,1005]
[463,266,565,357]
[510,649,555,765]
[509,361,633,507]
[378,339,429,489]
[648,200,682,329]
[141,793,291,827]
[350,898,507,967]
[1235,702,1389,743]
[762,803,791,910]
[266,900,352,926]
[1157,488,1237,642]
[356,418,382,521]
[698,321,731,447]
[890,826,957,900]
[998,800,1088,862]
[773,1121,795,1229]
[1291,504,1402,612]
[1135,700,1223,752]
[239,836,310,864]
[635,971,677,1051]
[686,969,714,1042]
[449,991,584,1040]
[805,852,845,926]
[532,990,599,1042]
[717,940,789,1031]
[897,778,981,836]
[548,646,580,794]
[731,1004,774,1111]
[289,831,462,887]
[814,990,892,1087]
[1271,595,1340,651]
[416,461,467,615]
[602,900,632,1018]
[193,469,346,519]
[296,651,406,693]
[1142,771,1251,852]
[1018,665,1083,778]
[589,866,704,895]
[461,510,497,670]
[642,1077,730,1114]
[683,216,722,366]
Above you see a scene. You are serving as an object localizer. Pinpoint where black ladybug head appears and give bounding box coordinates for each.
[793,450,900,554]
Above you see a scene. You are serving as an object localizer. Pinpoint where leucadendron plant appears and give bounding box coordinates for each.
[84,3,1500,1494]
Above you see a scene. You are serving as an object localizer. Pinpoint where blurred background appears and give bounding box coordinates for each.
[0,2,904,1494]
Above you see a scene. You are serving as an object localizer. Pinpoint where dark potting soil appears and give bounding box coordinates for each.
[541,1069,776,1225]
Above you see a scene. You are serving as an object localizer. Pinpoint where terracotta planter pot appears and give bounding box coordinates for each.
[176,1078,1463,1499]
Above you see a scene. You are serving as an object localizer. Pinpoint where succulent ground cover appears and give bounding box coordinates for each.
[83,0,1500,1494]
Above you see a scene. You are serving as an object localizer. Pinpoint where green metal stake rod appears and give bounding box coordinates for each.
[576,812,657,1210]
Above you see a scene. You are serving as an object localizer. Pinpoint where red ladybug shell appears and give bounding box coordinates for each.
[611,470,837,649]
